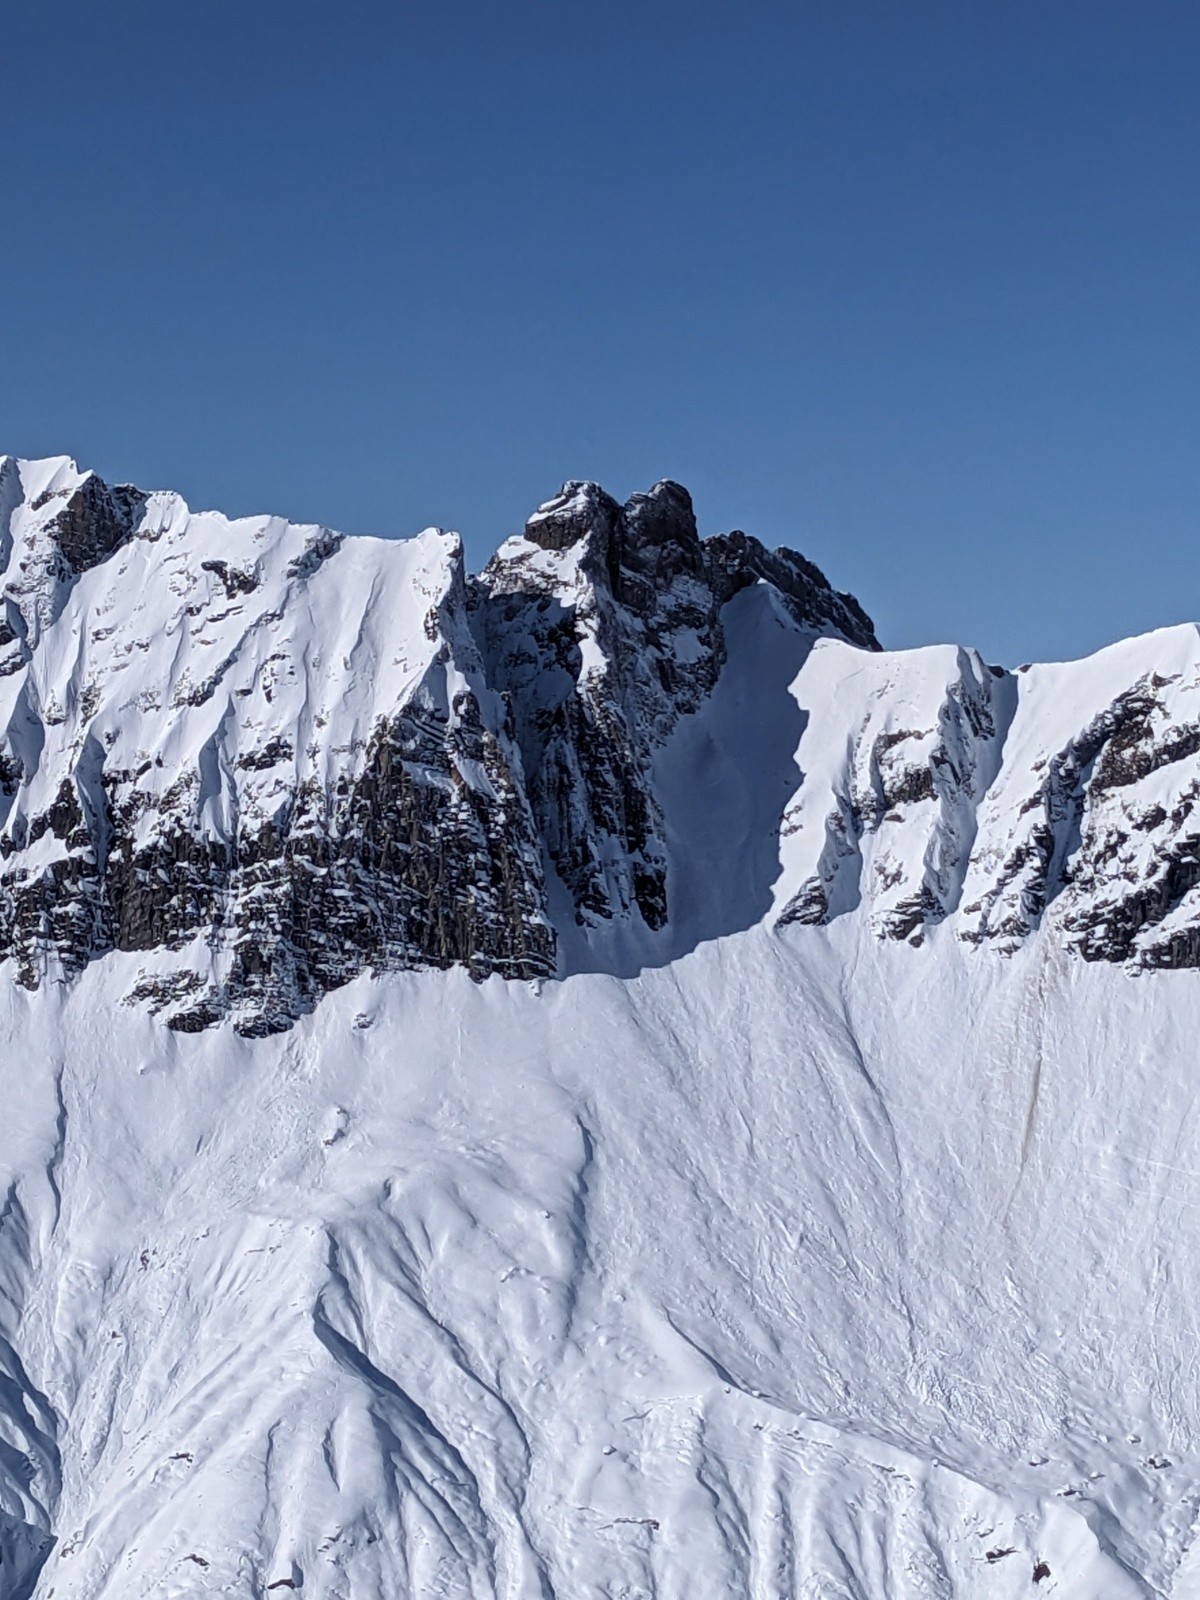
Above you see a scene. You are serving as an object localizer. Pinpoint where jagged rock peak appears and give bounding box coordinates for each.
[1,454,146,560]
[524,476,701,577]
[704,529,879,653]
[516,475,879,650]
[473,477,880,939]
[524,479,624,552]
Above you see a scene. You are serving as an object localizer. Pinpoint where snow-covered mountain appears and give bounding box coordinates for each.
[1,455,1199,1597]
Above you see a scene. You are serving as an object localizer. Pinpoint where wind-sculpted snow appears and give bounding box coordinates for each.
[3,454,1200,1595]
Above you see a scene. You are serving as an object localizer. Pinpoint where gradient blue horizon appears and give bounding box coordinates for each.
[2,1,1198,666]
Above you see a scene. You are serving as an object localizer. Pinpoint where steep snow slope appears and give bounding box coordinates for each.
[0,457,1199,1598]
[1,939,1196,1599]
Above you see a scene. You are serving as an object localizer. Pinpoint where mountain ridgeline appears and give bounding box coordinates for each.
[0,454,1198,1035]
[0,460,876,1034]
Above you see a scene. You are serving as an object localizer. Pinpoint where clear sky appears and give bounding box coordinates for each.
[2,1,1198,665]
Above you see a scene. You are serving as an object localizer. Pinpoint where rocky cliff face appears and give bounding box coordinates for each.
[472,478,878,934]
[0,453,1198,1034]
[0,457,558,1035]
[769,626,1200,968]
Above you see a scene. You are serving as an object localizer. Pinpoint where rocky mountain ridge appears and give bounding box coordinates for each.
[0,454,1197,1035]
[0,458,875,1033]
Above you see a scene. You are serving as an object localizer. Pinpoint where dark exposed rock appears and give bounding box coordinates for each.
[964,682,1162,947]
[0,461,568,1030]
[214,692,554,1031]
[958,679,1200,964]
[286,527,342,580]
[618,479,705,606]
[19,457,1200,1030]
[704,530,879,652]
[475,483,712,932]
[776,876,830,928]
[0,463,883,1014]
[0,679,553,1032]
[237,737,293,772]
[48,475,147,573]
[873,884,942,943]
[860,730,937,823]
[1092,713,1200,794]
[1067,823,1200,966]
[201,559,259,599]
[524,481,623,556]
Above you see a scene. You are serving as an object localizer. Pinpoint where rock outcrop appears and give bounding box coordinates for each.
[772,628,1200,965]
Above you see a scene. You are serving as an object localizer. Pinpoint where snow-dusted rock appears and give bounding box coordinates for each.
[473,477,878,934]
[0,457,552,1035]
[766,624,1200,967]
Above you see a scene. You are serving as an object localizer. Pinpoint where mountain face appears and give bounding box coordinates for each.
[1,457,1200,1598]
[0,459,877,1034]
[0,456,1196,1032]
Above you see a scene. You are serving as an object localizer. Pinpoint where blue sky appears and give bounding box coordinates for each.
[2,1,1198,665]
